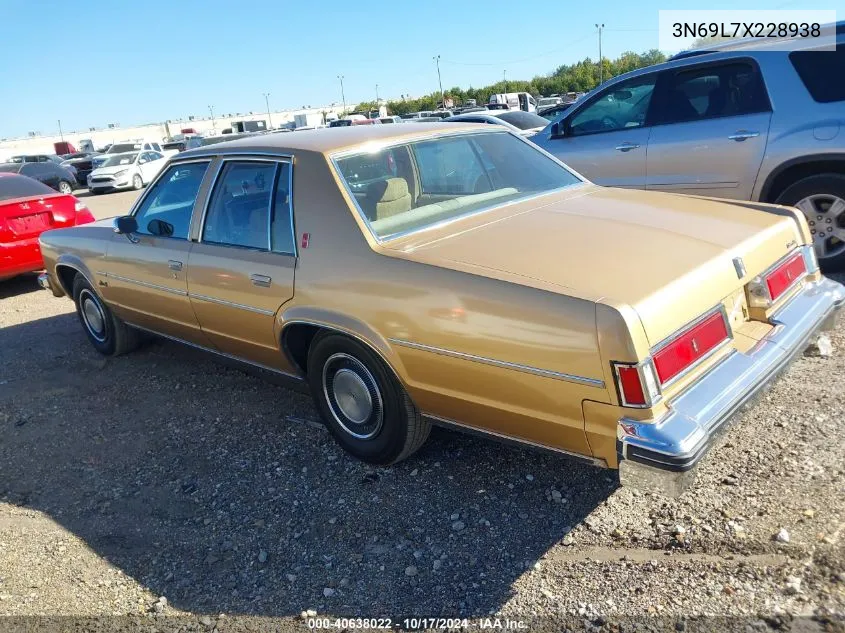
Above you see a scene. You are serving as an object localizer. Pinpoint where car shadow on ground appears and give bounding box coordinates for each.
[0,314,615,617]
[0,273,43,299]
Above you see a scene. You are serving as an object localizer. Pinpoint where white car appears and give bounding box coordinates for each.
[87,150,167,194]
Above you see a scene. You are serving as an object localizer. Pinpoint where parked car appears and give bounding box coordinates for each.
[87,151,167,194]
[162,137,203,152]
[61,152,99,184]
[444,110,549,135]
[538,96,562,109]
[379,116,403,124]
[537,101,575,121]
[0,161,78,194]
[531,27,845,270]
[7,153,79,180]
[0,173,94,281]
[92,140,165,169]
[37,125,843,496]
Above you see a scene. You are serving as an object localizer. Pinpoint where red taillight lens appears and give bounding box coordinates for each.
[765,252,806,302]
[75,205,96,225]
[616,365,646,405]
[653,310,729,384]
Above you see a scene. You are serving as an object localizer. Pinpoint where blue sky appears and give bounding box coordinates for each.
[0,0,837,138]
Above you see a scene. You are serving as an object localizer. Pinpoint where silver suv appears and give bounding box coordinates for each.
[532,25,845,270]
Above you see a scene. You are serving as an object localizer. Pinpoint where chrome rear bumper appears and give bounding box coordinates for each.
[617,276,845,497]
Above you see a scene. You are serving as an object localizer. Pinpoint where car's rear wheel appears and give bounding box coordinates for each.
[58,180,72,194]
[776,174,845,272]
[72,275,140,356]
[132,174,143,190]
[307,333,430,464]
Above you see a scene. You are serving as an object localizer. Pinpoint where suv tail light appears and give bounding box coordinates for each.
[612,360,661,408]
[746,250,807,308]
[652,308,730,385]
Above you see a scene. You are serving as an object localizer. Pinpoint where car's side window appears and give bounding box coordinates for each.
[414,136,485,194]
[567,74,658,137]
[203,161,276,250]
[133,162,210,239]
[653,61,770,125]
[271,162,295,255]
[150,151,164,161]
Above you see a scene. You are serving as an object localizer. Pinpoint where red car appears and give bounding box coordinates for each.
[0,173,95,281]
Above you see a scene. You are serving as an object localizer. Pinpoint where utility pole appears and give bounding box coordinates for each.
[208,105,216,131]
[595,23,605,85]
[433,55,444,107]
[503,70,507,92]
[57,119,64,144]
[337,75,346,115]
[263,93,272,129]
[375,83,379,105]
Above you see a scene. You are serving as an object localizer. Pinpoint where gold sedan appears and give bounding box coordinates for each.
[37,124,844,496]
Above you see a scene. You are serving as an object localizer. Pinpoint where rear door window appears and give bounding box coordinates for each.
[653,61,770,125]
[789,44,845,103]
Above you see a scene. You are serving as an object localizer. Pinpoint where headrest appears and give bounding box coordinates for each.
[367,177,409,203]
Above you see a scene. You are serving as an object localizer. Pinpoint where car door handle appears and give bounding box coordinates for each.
[250,274,272,287]
[615,142,640,152]
[168,260,183,271]
[728,130,759,141]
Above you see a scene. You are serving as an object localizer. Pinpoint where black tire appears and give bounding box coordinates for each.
[72,275,140,356]
[58,180,73,195]
[775,173,845,272]
[307,333,430,464]
[132,174,143,190]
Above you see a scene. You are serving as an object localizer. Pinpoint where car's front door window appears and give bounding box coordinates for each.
[568,74,658,136]
[133,162,210,239]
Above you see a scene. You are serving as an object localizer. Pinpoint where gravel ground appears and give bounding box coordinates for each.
[0,190,843,631]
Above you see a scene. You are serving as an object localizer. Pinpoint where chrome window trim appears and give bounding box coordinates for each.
[189,293,276,316]
[99,272,188,297]
[328,129,585,245]
[387,337,605,388]
[650,304,733,390]
[197,157,296,257]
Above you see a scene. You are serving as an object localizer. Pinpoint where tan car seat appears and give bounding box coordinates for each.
[366,178,412,220]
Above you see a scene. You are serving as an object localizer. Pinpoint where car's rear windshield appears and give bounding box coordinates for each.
[108,143,142,153]
[333,130,581,241]
[496,110,551,130]
[789,44,845,103]
[101,152,138,167]
[0,173,55,201]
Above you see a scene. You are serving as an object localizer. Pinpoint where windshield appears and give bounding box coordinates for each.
[101,152,138,167]
[334,131,581,241]
[495,110,550,130]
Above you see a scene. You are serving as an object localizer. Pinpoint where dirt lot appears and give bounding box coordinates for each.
[0,188,843,631]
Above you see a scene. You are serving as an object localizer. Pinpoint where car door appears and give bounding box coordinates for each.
[534,72,659,188]
[137,152,156,182]
[102,160,212,344]
[645,59,772,200]
[186,158,297,370]
[146,151,167,181]
[21,163,59,190]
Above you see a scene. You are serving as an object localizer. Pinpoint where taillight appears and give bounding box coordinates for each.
[74,203,95,225]
[746,250,807,308]
[612,360,661,408]
[652,309,730,384]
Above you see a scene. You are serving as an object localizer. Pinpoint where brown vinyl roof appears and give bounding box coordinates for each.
[181,123,496,157]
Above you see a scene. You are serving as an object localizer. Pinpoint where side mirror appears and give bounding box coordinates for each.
[139,158,148,164]
[113,215,138,234]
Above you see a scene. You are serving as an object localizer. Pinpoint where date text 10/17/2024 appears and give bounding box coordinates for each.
[306,617,528,630]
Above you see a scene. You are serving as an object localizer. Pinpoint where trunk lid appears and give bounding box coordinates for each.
[0,193,79,242]
[382,185,803,345]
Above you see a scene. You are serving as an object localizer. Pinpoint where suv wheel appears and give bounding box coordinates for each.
[776,174,845,272]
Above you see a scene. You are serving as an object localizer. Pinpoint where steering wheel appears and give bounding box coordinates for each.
[601,115,620,129]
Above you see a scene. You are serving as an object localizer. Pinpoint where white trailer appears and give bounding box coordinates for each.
[294,112,325,128]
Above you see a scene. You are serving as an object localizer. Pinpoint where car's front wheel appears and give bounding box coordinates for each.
[132,174,143,190]
[72,275,140,356]
[307,333,430,464]
[776,174,845,272]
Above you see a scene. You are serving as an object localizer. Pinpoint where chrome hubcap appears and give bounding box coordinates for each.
[322,353,383,440]
[795,194,845,260]
[60,182,71,193]
[80,290,106,342]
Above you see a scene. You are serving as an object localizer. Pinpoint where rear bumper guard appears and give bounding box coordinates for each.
[617,276,845,497]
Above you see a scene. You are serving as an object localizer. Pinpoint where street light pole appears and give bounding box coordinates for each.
[375,83,379,104]
[263,93,272,129]
[208,105,215,131]
[337,75,346,115]
[595,23,605,85]
[503,70,507,92]
[433,55,444,107]
[57,119,64,144]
